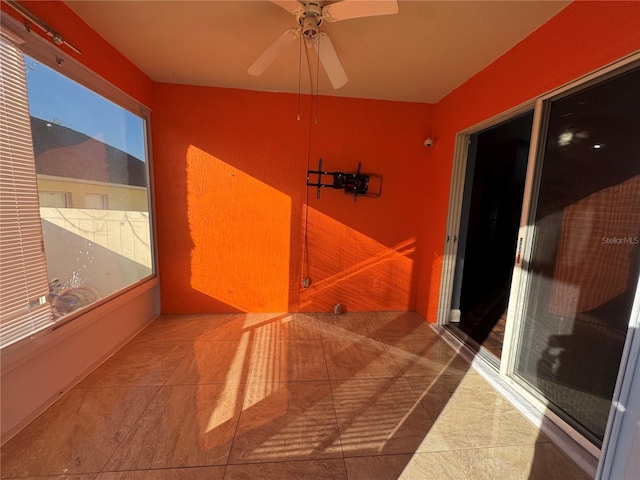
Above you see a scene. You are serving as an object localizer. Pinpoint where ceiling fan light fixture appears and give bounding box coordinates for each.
[301,15,320,38]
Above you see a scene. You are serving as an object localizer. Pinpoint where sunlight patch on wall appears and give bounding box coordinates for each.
[186,146,291,311]
[300,206,415,311]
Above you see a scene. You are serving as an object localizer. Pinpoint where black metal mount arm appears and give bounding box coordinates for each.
[306,159,382,202]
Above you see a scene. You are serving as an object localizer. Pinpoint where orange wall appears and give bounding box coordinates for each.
[415,1,640,321]
[152,85,433,313]
[0,0,154,107]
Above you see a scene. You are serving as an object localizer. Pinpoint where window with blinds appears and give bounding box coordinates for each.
[1,12,154,350]
[0,35,54,348]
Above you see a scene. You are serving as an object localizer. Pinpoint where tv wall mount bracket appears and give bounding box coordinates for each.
[306,159,382,202]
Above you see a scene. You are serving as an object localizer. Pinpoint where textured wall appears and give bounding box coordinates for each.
[152,86,433,313]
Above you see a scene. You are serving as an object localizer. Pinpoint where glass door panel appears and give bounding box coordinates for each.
[513,65,640,445]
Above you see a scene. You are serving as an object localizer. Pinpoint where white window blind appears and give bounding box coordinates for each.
[0,35,54,348]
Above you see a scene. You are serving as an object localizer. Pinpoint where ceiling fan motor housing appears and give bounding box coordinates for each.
[299,2,322,38]
[301,16,320,38]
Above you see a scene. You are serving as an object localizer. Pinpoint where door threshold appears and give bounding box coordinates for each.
[445,323,501,369]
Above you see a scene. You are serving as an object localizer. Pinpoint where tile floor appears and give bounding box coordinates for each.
[0,312,590,479]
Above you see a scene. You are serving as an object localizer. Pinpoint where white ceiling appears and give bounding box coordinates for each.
[64,1,570,104]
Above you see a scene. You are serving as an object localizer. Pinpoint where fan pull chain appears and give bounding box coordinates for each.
[297,34,302,121]
[315,38,320,124]
[301,34,316,289]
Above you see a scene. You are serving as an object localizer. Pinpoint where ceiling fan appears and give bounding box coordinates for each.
[248,0,399,89]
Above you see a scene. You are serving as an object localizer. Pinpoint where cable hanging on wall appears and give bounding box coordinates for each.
[298,37,383,289]
[300,33,315,289]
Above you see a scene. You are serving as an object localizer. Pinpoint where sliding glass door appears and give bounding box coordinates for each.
[512,65,640,445]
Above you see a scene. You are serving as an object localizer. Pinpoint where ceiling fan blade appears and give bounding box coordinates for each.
[314,33,348,89]
[248,28,299,76]
[269,0,303,15]
[322,0,398,22]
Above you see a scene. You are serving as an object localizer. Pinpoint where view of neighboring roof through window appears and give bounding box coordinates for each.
[23,54,153,325]
[25,56,146,162]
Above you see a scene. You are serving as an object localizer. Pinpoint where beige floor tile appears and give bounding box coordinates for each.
[406,372,490,419]
[229,381,342,464]
[345,451,471,480]
[0,387,158,477]
[368,311,437,341]
[132,315,211,343]
[224,459,347,480]
[80,341,190,387]
[411,428,454,453]
[105,384,243,470]
[385,336,471,377]
[1,312,590,480]
[430,393,545,448]
[198,314,262,341]
[167,340,254,385]
[248,338,328,382]
[407,373,547,450]
[252,313,323,340]
[96,466,225,480]
[285,313,324,338]
[429,374,526,417]
[316,312,379,341]
[405,373,471,415]
[323,337,402,379]
[344,454,413,480]
[198,313,316,342]
[454,443,591,480]
[332,377,442,456]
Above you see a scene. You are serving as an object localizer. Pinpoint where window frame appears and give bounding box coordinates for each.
[0,14,157,352]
